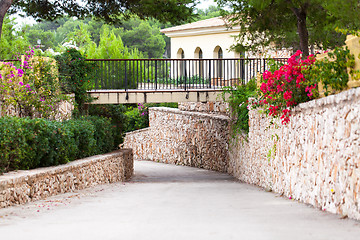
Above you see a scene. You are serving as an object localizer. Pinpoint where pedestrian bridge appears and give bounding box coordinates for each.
[87,58,286,104]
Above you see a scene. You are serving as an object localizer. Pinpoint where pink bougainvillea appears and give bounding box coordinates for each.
[257,50,317,125]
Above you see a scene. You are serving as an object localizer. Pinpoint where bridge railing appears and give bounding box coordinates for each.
[86,58,287,91]
[1,58,288,91]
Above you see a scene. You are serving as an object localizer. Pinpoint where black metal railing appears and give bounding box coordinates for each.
[1,58,288,91]
[86,58,287,91]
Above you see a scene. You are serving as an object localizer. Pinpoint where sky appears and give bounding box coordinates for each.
[14,0,217,27]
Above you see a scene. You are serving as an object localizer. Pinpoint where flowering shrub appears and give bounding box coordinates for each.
[0,48,66,118]
[257,50,317,125]
[124,103,149,132]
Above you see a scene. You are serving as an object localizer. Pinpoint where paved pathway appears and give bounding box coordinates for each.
[1,160,360,240]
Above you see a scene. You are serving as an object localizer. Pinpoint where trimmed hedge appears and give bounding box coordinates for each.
[0,116,119,174]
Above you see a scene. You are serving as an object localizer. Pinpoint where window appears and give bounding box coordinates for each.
[213,46,223,78]
[177,48,185,77]
[194,47,204,78]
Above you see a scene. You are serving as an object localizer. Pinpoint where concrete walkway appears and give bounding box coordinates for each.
[1,160,360,240]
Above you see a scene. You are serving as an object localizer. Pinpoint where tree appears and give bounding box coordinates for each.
[25,28,56,51]
[0,0,197,40]
[0,16,29,59]
[120,21,166,58]
[216,0,356,57]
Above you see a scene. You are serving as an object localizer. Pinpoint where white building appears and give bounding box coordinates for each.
[160,17,290,87]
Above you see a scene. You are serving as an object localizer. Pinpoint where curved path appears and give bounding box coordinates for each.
[1,160,360,239]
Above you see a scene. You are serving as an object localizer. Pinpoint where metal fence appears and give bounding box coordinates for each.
[0,58,288,91]
[86,58,287,91]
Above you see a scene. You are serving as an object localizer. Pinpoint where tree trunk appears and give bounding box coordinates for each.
[290,4,310,57]
[0,0,13,40]
[296,10,309,57]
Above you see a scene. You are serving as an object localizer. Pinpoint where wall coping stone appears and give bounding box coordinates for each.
[150,107,230,121]
[294,87,360,112]
[0,149,133,207]
[124,127,151,137]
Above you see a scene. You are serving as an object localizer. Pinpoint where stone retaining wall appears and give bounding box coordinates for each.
[0,149,133,208]
[229,87,360,220]
[178,101,229,114]
[123,107,230,172]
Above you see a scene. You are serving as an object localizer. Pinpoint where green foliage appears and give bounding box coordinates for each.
[124,103,149,132]
[7,0,196,26]
[155,75,209,85]
[120,21,166,58]
[217,0,348,56]
[24,28,55,51]
[0,116,119,174]
[88,104,128,148]
[196,5,225,20]
[84,25,144,59]
[222,79,257,134]
[0,49,67,119]
[304,47,356,96]
[0,16,29,59]
[55,48,96,116]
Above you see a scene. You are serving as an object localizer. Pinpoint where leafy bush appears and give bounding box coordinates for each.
[55,48,96,116]
[0,48,67,118]
[81,116,115,154]
[0,116,119,174]
[303,47,355,96]
[88,104,127,147]
[222,79,257,134]
[124,103,149,132]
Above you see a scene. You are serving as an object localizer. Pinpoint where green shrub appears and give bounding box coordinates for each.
[124,103,149,132]
[222,79,257,135]
[88,104,127,148]
[63,119,96,159]
[55,48,96,116]
[0,115,119,174]
[81,116,114,154]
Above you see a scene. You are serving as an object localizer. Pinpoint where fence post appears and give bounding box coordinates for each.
[125,61,128,100]
[208,60,212,88]
[154,60,158,90]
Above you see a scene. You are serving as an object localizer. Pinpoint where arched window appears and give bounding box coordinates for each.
[177,48,185,77]
[194,47,204,78]
[177,48,185,59]
[213,46,223,79]
[218,47,223,59]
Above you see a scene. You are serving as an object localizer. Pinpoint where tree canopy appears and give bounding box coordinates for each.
[0,0,197,40]
[216,0,359,56]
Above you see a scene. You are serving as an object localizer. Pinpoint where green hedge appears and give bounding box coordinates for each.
[0,116,118,174]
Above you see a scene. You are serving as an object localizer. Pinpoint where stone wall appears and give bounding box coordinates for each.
[123,107,230,172]
[229,87,360,220]
[178,101,229,115]
[0,149,133,208]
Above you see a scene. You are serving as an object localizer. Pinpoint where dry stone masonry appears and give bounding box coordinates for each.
[178,101,229,114]
[124,88,360,221]
[0,149,133,208]
[124,107,230,172]
[229,87,360,220]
